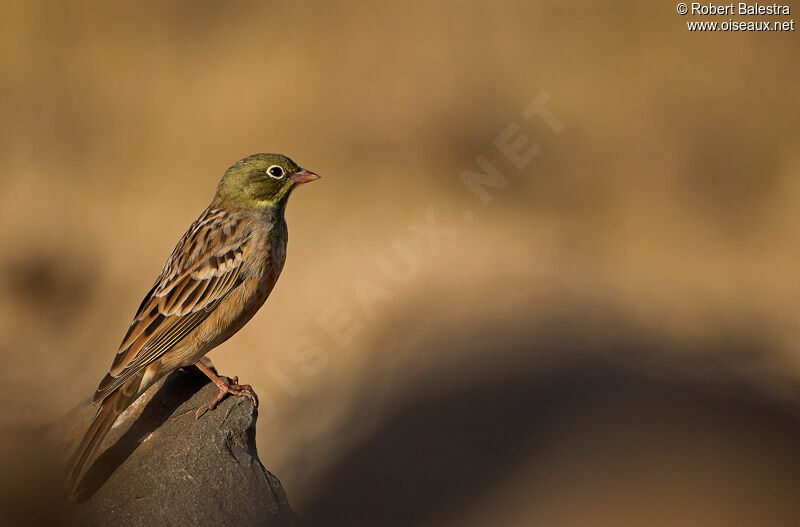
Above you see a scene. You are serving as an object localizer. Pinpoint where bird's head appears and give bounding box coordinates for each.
[214,153,320,210]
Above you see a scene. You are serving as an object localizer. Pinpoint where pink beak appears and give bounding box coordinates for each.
[290,168,321,184]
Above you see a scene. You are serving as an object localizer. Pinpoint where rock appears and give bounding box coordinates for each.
[61,360,298,527]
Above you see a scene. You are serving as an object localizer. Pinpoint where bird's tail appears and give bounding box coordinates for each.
[65,374,141,497]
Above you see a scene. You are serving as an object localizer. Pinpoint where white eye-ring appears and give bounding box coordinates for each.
[267,165,284,179]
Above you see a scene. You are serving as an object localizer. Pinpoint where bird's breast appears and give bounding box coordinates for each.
[244,219,288,304]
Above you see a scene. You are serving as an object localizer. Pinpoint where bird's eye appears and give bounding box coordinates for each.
[267,165,284,179]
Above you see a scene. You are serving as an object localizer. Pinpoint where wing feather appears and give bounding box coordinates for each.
[94,208,250,403]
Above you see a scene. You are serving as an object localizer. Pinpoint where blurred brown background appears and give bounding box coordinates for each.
[1,1,800,525]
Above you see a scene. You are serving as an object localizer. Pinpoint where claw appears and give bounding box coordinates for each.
[195,379,258,419]
[193,360,258,419]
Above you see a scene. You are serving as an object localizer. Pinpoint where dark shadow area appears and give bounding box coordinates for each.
[74,366,210,501]
[298,333,800,527]
[0,366,214,526]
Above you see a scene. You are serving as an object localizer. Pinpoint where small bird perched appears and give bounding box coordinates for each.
[66,153,320,495]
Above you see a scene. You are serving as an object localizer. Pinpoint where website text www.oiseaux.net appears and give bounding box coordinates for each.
[678,3,795,31]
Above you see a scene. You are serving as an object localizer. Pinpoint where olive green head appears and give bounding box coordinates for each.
[214,153,320,210]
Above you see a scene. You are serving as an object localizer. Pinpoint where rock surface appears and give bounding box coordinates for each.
[62,360,298,527]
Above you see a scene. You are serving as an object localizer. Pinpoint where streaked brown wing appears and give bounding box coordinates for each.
[93,208,250,403]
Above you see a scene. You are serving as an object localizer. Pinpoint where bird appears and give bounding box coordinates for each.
[65,153,320,496]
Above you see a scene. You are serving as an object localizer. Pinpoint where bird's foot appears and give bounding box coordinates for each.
[194,360,258,419]
[195,377,258,419]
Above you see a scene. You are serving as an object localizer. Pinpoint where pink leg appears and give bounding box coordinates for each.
[194,361,258,419]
